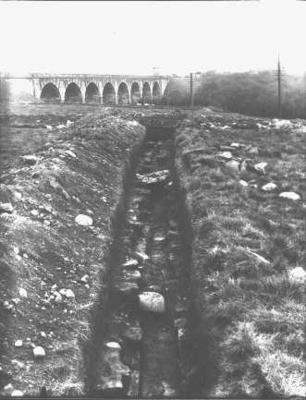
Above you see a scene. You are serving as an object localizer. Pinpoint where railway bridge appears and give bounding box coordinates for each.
[31,74,170,105]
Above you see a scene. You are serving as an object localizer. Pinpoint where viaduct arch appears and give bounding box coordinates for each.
[31,74,169,105]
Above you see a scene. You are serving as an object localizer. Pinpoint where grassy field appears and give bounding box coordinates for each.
[175,110,306,397]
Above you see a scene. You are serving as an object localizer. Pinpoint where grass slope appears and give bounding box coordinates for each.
[175,110,306,397]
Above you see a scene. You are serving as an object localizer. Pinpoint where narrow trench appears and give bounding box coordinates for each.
[86,127,202,398]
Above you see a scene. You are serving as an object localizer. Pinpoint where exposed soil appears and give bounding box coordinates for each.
[0,105,146,396]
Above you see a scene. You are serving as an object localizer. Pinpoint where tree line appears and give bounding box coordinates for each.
[162,71,306,119]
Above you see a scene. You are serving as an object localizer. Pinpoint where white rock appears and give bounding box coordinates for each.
[272,119,293,129]
[254,162,268,174]
[162,381,176,397]
[11,390,24,397]
[14,340,23,348]
[14,192,22,200]
[40,331,47,338]
[217,151,233,160]
[33,346,46,359]
[248,146,259,155]
[75,214,93,226]
[279,192,301,201]
[239,180,248,187]
[21,155,39,165]
[262,182,277,192]
[13,246,19,255]
[59,288,75,299]
[106,341,121,350]
[66,120,73,127]
[123,258,139,268]
[53,291,63,303]
[230,142,241,148]
[19,288,28,298]
[288,267,306,283]
[0,202,13,213]
[128,120,139,126]
[80,274,89,283]
[45,125,52,130]
[225,160,240,173]
[65,150,77,158]
[139,291,165,314]
[3,383,13,393]
[30,209,39,217]
[11,359,25,368]
[57,124,65,129]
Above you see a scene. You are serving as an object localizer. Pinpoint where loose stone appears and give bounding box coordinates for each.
[75,214,93,226]
[279,192,301,201]
[239,180,248,187]
[59,288,75,299]
[0,202,13,213]
[225,160,240,173]
[11,390,24,397]
[288,267,306,283]
[19,288,28,298]
[138,291,166,314]
[33,346,46,359]
[14,340,23,348]
[262,182,277,191]
[217,151,233,160]
[123,258,139,268]
[254,162,268,174]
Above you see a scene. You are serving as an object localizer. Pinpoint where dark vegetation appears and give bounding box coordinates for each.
[163,71,306,119]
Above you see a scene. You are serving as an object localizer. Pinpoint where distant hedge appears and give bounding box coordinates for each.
[163,71,306,119]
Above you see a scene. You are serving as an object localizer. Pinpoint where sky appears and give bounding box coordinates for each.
[1,0,306,79]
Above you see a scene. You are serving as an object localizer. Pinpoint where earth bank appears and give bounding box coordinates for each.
[0,108,146,396]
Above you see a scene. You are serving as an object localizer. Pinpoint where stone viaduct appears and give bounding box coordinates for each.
[30,74,170,105]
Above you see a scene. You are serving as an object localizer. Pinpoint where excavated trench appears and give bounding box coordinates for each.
[85,126,204,398]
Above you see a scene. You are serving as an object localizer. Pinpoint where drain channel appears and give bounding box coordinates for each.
[88,128,200,397]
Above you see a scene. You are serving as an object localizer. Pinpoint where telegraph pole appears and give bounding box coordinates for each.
[277,56,282,118]
[190,72,194,124]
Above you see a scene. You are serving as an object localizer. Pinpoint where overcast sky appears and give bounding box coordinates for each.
[1,0,306,77]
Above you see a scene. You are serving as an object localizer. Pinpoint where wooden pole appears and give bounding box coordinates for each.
[277,56,282,118]
[190,72,194,124]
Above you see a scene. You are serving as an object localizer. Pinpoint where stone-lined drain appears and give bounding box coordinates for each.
[86,127,201,397]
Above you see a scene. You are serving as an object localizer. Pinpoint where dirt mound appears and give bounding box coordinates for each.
[0,112,145,396]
